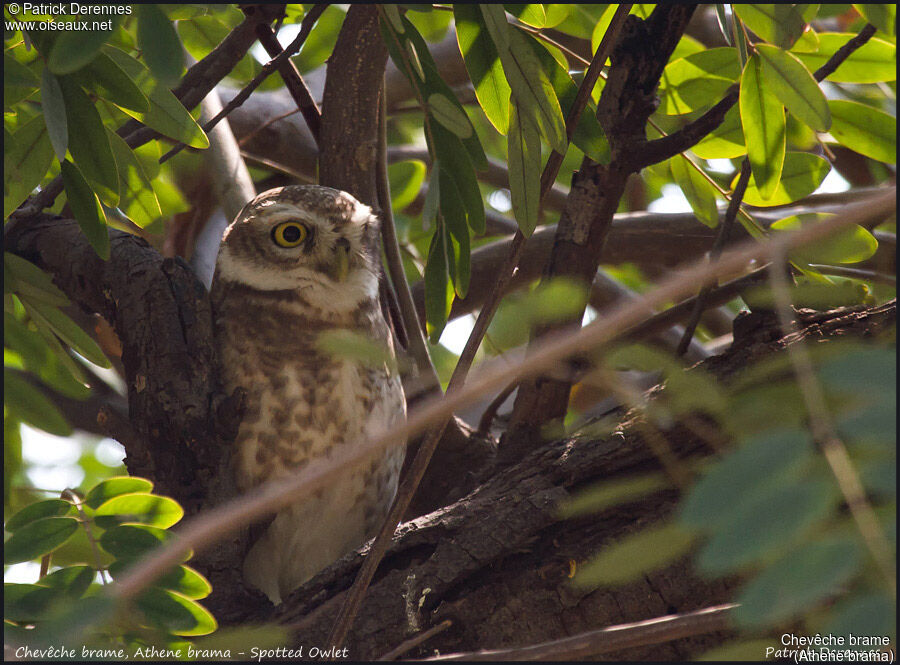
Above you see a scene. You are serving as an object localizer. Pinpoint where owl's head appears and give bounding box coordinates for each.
[214,185,380,312]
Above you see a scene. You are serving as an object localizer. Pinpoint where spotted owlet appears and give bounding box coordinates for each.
[210,185,406,604]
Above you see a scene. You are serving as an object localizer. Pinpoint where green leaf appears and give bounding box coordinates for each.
[455,4,511,134]
[387,160,426,211]
[818,346,896,396]
[99,524,183,559]
[3,517,79,564]
[824,593,896,644]
[827,99,896,164]
[852,4,895,36]
[739,152,830,206]
[40,565,94,599]
[4,252,69,307]
[756,44,830,131]
[589,5,618,55]
[46,16,118,75]
[109,561,211,600]
[4,314,89,399]
[427,92,473,139]
[136,588,217,636]
[428,123,486,235]
[670,156,720,227]
[4,115,54,219]
[4,584,61,622]
[771,213,879,265]
[93,492,184,529]
[698,639,784,661]
[20,295,110,371]
[734,4,808,48]
[423,223,453,343]
[5,499,75,531]
[507,102,542,237]
[59,160,110,261]
[504,4,547,28]
[4,52,40,91]
[3,371,72,436]
[40,69,68,160]
[136,4,184,87]
[574,522,695,588]
[103,47,209,149]
[527,35,609,162]
[697,480,836,574]
[691,105,747,159]
[680,429,814,529]
[660,48,741,115]
[437,168,471,298]
[559,472,670,518]
[82,52,150,114]
[740,54,786,200]
[177,15,258,83]
[106,129,162,227]
[84,476,154,510]
[793,33,895,83]
[480,5,567,152]
[734,535,863,628]
[57,77,119,206]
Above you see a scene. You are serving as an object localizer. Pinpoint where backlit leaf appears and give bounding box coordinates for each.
[84,476,154,510]
[94,492,184,529]
[670,155,719,227]
[455,4,511,134]
[827,100,896,164]
[507,102,541,236]
[734,4,808,49]
[771,213,878,265]
[793,33,895,83]
[136,588,217,636]
[739,151,829,206]
[4,115,54,219]
[47,16,117,74]
[756,44,830,131]
[740,54,785,200]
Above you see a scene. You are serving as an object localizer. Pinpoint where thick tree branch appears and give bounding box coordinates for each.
[506,5,698,452]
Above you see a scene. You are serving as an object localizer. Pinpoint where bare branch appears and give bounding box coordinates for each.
[424,604,736,661]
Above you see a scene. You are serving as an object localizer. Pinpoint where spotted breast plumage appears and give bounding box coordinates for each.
[209,185,406,604]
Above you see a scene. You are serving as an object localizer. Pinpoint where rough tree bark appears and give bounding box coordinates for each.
[253,299,894,660]
[506,4,698,455]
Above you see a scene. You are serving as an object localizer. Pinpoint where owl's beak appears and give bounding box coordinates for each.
[330,239,351,282]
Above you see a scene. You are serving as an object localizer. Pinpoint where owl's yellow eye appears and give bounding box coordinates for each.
[272,222,309,248]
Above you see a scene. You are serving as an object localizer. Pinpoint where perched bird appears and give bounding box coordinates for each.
[210,185,406,604]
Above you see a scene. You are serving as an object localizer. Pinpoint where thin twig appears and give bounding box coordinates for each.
[677,159,752,355]
[325,7,634,649]
[423,603,736,661]
[251,12,323,142]
[377,75,441,394]
[62,488,109,585]
[378,619,453,661]
[107,189,894,609]
[159,4,327,165]
[769,248,896,594]
[809,264,896,286]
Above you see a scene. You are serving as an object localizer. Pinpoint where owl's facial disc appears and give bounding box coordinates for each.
[215,186,380,312]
